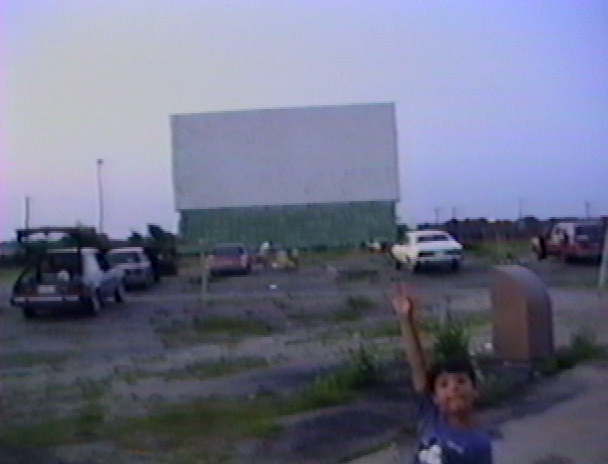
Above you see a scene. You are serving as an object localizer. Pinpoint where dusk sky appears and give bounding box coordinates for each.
[3,0,607,240]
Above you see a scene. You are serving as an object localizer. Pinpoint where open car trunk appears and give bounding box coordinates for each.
[13,253,86,299]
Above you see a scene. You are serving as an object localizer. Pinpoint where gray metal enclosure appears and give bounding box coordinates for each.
[171,103,400,247]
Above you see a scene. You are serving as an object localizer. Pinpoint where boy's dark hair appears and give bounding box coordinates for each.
[427,358,477,394]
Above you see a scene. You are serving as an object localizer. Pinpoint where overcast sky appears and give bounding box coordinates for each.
[3,0,607,240]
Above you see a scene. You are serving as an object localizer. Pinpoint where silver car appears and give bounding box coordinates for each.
[107,247,155,289]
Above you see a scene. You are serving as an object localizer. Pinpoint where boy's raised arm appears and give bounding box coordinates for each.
[391,283,428,393]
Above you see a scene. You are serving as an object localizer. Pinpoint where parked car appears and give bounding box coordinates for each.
[107,247,155,289]
[10,247,125,318]
[390,230,463,272]
[207,243,252,275]
[532,221,605,262]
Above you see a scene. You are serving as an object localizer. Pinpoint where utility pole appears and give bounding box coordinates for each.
[584,201,591,219]
[434,207,441,225]
[599,226,608,290]
[199,238,209,305]
[96,158,104,233]
[24,196,31,229]
[451,206,457,220]
[517,197,524,220]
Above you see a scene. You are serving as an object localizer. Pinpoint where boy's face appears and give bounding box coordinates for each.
[432,371,478,415]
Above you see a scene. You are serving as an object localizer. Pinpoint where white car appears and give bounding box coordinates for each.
[107,247,155,289]
[391,230,463,272]
[11,247,125,317]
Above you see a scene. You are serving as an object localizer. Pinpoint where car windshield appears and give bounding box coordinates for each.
[575,225,603,242]
[212,247,243,256]
[108,252,141,264]
[416,234,449,243]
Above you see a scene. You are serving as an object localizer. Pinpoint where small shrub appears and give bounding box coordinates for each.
[363,321,401,339]
[553,328,606,371]
[535,328,606,376]
[194,317,273,337]
[569,328,606,361]
[288,345,379,412]
[332,307,364,323]
[346,295,376,311]
[163,357,269,381]
[425,317,471,364]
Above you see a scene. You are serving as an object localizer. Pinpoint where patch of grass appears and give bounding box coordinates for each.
[163,357,270,381]
[298,248,359,267]
[0,417,86,447]
[116,400,282,451]
[156,316,275,347]
[538,328,607,374]
[288,311,324,324]
[286,345,380,412]
[194,316,273,337]
[331,296,376,323]
[0,399,281,453]
[339,269,380,282]
[332,307,365,323]
[346,295,376,311]
[0,351,73,369]
[466,239,531,264]
[362,320,401,339]
[0,400,106,447]
[75,377,112,401]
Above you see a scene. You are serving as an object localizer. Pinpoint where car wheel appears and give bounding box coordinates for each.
[395,260,402,270]
[114,283,126,303]
[84,291,102,316]
[451,260,461,272]
[22,306,36,319]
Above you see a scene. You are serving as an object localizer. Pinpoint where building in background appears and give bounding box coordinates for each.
[171,103,400,248]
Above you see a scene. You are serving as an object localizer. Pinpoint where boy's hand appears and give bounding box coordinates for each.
[391,283,416,320]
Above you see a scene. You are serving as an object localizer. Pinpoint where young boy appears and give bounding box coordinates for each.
[391,283,492,464]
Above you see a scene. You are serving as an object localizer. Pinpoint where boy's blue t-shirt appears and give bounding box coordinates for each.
[412,395,492,464]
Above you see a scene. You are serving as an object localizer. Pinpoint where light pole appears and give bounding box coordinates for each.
[434,207,441,226]
[517,197,524,220]
[24,196,31,229]
[599,225,608,290]
[96,158,104,233]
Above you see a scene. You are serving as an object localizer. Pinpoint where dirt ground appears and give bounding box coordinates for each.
[0,250,606,463]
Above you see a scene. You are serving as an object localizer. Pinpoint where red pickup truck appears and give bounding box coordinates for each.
[532,221,605,262]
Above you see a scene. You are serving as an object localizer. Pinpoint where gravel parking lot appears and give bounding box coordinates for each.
[0,250,605,463]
